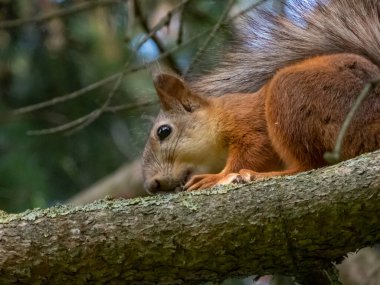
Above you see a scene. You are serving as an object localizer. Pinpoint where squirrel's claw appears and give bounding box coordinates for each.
[238,169,257,182]
[184,169,258,191]
[184,173,223,191]
[217,173,244,185]
[217,169,256,185]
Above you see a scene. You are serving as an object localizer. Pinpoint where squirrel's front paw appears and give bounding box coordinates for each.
[184,169,257,191]
[184,173,223,191]
[217,169,257,185]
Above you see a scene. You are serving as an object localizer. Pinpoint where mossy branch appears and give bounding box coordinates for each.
[1,150,380,284]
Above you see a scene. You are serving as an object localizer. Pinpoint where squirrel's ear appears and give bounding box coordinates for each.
[153,73,208,113]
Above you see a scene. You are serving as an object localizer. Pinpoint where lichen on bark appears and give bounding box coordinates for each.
[0,150,379,284]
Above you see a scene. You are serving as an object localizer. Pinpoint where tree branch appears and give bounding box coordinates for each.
[1,150,380,284]
[0,0,121,29]
[134,0,182,73]
[324,78,380,164]
[185,0,236,75]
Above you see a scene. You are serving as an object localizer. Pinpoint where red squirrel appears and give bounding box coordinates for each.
[142,0,380,194]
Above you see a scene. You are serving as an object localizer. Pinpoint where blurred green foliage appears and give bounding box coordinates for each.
[0,0,235,212]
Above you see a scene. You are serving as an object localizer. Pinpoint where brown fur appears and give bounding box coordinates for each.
[266,53,380,168]
[184,53,380,190]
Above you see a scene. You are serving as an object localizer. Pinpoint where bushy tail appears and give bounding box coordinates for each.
[188,0,380,95]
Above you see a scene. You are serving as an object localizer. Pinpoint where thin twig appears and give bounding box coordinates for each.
[22,0,266,135]
[27,49,132,136]
[14,0,261,116]
[26,100,158,136]
[176,0,189,45]
[13,74,120,115]
[324,78,380,164]
[65,62,128,135]
[230,0,268,20]
[27,73,124,136]
[134,0,182,73]
[133,0,191,50]
[125,0,135,41]
[184,0,236,75]
[29,0,195,136]
[106,99,158,113]
[13,28,209,115]
[0,0,121,29]
[27,109,101,135]
[66,21,211,135]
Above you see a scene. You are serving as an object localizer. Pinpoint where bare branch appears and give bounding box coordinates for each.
[12,0,265,117]
[184,0,268,76]
[134,0,183,73]
[25,99,158,136]
[176,1,189,45]
[13,0,200,118]
[185,0,236,75]
[133,0,192,50]
[20,28,211,135]
[0,0,121,29]
[26,109,101,136]
[324,78,380,164]
[12,74,120,115]
[125,0,135,41]
[15,0,270,135]
[105,99,157,113]
[230,0,268,20]
[67,61,128,134]
[13,27,210,116]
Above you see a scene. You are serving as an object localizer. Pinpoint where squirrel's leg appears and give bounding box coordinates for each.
[217,166,310,186]
[185,166,309,191]
[184,173,226,191]
[185,146,285,191]
[184,147,249,191]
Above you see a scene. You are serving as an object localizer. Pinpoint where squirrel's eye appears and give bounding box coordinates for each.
[157,124,172,141]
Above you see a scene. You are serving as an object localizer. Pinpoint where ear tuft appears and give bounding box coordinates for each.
[153,73,209,113]
[154,73,184,92]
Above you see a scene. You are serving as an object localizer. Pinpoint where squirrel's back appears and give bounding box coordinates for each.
[188,0,380,95]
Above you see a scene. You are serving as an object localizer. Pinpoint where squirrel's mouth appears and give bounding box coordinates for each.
[177,169,193,192]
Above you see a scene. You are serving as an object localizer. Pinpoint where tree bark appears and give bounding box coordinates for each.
[1,150,380,284]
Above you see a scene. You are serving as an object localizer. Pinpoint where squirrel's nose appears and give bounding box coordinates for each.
[145,176,177,194]
[145,179,160,194]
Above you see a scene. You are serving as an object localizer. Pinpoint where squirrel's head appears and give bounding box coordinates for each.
[142,74,227,195]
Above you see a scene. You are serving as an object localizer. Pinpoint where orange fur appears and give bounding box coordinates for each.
[184,53,380,190]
